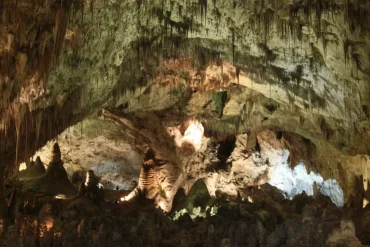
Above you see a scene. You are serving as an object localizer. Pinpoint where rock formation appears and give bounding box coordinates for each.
[1,0,370,173]
[84,170,100,189]
[121,159,182,212]
[16,156,46,180]
[1,0,370,246]
[21,143,76,198]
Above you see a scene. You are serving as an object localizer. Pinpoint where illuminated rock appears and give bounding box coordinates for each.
[85,170,100,189]
[138,160,157,199]
[1,1,370,246]
[17,156,46,180]
[169,119,205,152]
[121,160,157,202]
[21,143,76,198]
[121,159,182,212]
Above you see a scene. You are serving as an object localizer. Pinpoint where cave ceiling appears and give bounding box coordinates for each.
[0,0,370,174]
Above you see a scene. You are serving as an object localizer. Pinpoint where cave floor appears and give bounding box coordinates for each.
[1,184,369,247]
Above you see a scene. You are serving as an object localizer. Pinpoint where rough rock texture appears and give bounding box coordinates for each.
[20,142,76,197]
[27,116,143,190]
[102,71,370,208]
[16,156,46,180]
[1,173,369,247]
[126,117,346,210]
[1,123,370,246]
[1,0,370,245]
[1,0,370,173]
[327,220,366,247]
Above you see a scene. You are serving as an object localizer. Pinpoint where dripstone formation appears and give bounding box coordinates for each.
[1,0,370,246]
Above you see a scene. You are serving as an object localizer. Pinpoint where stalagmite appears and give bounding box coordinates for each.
[79,170,101,203]
[1,0,370,245]
[85,170,100,188]
[21,143,76,197]
[16,156,46,180]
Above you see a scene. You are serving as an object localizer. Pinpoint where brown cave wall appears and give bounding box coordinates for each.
[0,163,6,219]
[0,87,89,175]
[1,0,370,172]
[0,0,86,174]
[106,90,367,208]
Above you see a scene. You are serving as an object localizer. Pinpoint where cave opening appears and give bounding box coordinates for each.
[216,135,236,167]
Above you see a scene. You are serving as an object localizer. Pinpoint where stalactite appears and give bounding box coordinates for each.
[80,1,84,24]
[53,6,69,65]
[199,0,207,24]
[11,103,24,172]
[362,156,368,192]
[48,109,52,145]
[346,0,369,33]
[39,45,54,89]
[263,8,274,42]
[236,66,240,83]
[0,163,6,219]
[90,0,94,18]
[35,111,43,149]
[315,0,324,30]
[24,110,28,168]
[80,120,83,138]
[231,28,235,65]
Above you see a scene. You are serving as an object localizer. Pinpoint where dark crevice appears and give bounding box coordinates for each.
[217,135,236,164]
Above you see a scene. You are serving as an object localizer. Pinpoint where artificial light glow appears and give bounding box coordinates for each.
[45,219,53,231]
[157,200,167,212]
[85,171,92,187]
[268,159,344,207]
[19,162,27,171]
[364,198,369,208]
[54,194,67,200]
[182,119,204,151]
[120,192,135,202]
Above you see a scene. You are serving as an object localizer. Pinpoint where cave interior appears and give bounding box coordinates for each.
[1,0,370,246]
